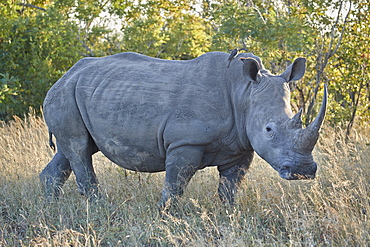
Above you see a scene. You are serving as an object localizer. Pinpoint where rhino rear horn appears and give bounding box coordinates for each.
[289,108,303,128]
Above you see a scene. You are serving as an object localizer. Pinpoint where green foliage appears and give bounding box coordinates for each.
[0,73,21,119]
[114,0,211,59]
[0,0,83,119]
[327,0,370,129]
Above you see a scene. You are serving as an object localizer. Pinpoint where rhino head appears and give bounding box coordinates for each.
[240,57,327,180]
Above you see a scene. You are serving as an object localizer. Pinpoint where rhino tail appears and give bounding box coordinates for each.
[49,131,56,152]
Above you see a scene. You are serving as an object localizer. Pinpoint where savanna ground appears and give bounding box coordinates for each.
[0,113,369,246]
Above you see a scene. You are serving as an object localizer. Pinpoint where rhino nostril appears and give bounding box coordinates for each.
[281,164,291,171]
[279,165,293,180]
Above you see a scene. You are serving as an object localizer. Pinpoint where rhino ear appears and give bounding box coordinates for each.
[240,57,261,82]
[280,58,306,82]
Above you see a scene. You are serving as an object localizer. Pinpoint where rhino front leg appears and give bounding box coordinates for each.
[40,151,72,199]
[217,151,254,205]
[160,145,204,208]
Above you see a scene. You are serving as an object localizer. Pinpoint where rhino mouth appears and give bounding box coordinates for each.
[279,163,317,180]
[279,172,315,180]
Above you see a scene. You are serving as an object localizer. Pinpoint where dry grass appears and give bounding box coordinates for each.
[0,113,369,246]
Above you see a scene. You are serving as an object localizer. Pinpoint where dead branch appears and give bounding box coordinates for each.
[18,3,46,11]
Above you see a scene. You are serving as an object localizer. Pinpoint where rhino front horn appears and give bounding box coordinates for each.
[307,84,328,132]
[303,84,328,149]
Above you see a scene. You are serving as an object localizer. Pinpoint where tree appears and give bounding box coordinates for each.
[327,0,369,138]
[111,0,211,59]
[0,0,82,119]
[0,0,120,119]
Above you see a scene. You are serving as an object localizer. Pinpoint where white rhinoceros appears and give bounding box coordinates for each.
[40,52,327,206]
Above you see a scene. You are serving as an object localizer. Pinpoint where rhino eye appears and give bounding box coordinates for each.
[264,123,276,138]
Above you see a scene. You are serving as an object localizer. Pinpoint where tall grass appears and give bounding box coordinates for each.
[0,114,369,246]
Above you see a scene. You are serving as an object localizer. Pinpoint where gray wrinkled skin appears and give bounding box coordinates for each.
[40,52,327,206]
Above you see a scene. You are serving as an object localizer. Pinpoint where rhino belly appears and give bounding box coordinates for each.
[87,124,166,172]
[85,115,167,172]
[97,139,166,172]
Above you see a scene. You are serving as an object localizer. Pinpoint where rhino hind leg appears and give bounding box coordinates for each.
[59,137,99,200]
[42,125,99,201]
[40,151,72,199]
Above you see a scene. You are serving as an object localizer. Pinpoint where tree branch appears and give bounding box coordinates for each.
[306,1,352,125]
[330,1,352,58]
[18,3,46,11]
[248,0,266,24]
[326,0,352,63]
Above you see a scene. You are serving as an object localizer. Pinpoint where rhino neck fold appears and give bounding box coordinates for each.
[230,81,253,151]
